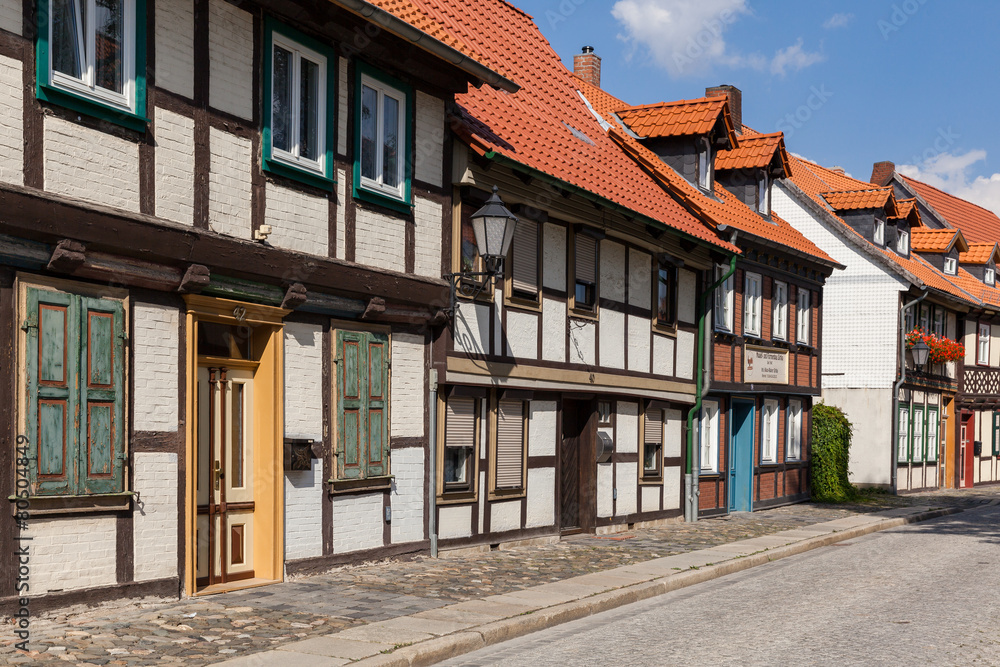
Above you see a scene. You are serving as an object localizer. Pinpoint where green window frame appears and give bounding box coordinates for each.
[897,404,910,463]
[36,0,148,132]
[334,330,390,481]
[926,406,939,462]
[353,61,414,213]
[25,286,126,496]
[262,17,336,190]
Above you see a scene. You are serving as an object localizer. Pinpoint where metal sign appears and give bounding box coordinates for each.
[744,346,789,384]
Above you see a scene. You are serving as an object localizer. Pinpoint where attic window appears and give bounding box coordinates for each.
[697,137,713,191]
[757,172,770,215]
[563,122,595,146]
[897,228,909,255]
[874,219,885,246]
[987,267,996,286]
[943,256,957,275]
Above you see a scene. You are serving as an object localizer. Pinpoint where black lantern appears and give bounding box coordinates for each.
[911,338,930,368]
[470,186,519,275]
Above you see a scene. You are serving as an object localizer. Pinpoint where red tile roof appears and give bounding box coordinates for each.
[892,198,922,226]
[899,174,1000,244]
[910,227,967,253]
[715,132,791,176]
[962,242,1000,265]
[615,98,738,148]
[821,187,897,214]
[400,0,735,251]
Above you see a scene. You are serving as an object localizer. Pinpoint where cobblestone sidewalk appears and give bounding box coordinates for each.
[3,487,996,666]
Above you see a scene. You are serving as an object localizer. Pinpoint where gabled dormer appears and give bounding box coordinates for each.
[961,243,1000,286]
[715,132,791,218]
[820,187,910,255]
[911,226,969,275]
[614,96,738,194]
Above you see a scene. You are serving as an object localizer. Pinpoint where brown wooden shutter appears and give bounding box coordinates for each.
[575,233,597,284]
[511,220,539,295]
[495,400,524,489]
[446,397,476,447]
[644,407,663,445]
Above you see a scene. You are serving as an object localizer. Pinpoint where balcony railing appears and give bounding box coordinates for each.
[961,367,1000,396]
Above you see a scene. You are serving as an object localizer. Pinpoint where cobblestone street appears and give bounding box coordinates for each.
[4,487,997,666]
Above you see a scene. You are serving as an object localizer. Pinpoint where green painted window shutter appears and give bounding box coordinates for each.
[26,288,125,496]
[335,330,390,480]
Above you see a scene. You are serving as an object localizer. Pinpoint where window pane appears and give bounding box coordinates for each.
[299,57,321,161]
[52,0,85,80]
[95,0,124,93]
[271,46,293,153]
[657,269,670,322]
[444,447,469,484]
[382,94,400,187]
[360,85,378,180]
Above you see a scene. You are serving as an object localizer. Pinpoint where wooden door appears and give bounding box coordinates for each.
[560,400,582,532]
[728,399,755,512]
[960,412,974,489]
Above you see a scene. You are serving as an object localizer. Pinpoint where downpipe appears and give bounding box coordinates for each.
[892,289,928,494]
[428,369,439,557]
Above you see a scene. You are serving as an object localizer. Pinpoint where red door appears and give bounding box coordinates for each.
[960,412,975,488]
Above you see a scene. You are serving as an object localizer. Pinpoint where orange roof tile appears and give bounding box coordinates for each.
[910,227,964,253]
[962,242,1000,265]
[821,187,897,214]
[892,198,922,226]
[899,174,1000,244]
[715,132,791,176]
[945,268,1000,309]
[406,0,733,251]
[615,98,738,148]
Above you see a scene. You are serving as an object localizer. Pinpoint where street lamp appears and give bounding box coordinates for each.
[445,186,518,318]
[911,338,930,369]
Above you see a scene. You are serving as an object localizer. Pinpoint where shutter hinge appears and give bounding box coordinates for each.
[116,452,129,462]
[21,318,36,332]
[118,332,130,346]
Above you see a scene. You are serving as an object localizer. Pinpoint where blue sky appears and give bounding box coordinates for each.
[511,0,1000,216]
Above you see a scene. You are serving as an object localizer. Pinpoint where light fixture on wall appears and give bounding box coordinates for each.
[911,338,930,369]
[444,186,518,320]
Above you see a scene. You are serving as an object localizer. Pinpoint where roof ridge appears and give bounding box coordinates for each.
[900,173,1000,218]
[619,97,726,112]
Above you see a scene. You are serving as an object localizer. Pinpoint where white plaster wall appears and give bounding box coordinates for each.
[391,333,425,438]
[414,92,444,186]
[628,248,651,308]
[652,334,675,378]
[616,462,637,516]
[413,196,443,278]
[133,452,178,582]
[506,310,539,360]
[824,388,893,486]
[0,0,21,34]
[266,183,329,255]
[600,241,625,302]
[664,466,681,509]
[390,447,424,544]
[455,301,490,357]
[26,517,117,595]
[992,324,1000,367]
[641,485,660,513]
[284,322,323,437]
[355,208,405,270]
[664,409,683,458]
[438,504,472,539]
[598,308,624,369]
[597,463,613,518]
[526,467,555,528]
[617,401,638,454]
[491,500,521,534]
[528,400,556,457]
[284,459,322,560]
[678,269,697,324]
[337,59,349,156]
[155,0,194,98]
[154,107,194,225]
[332,493,383,553]
[676,329,695,380]
[964,320,976,366]
[208,128,252,239]
[568,319,595,366]
[133,303,179,431]
[543,223,566,291]
[0,54,23,186]
[45,117,139,211]
[542,297,566,363]
[627,314,650,373]
[208,0,253,119]
[336,168,347,258]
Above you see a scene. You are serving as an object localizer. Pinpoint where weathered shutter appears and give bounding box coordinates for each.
[714,267,725,329]
[927,408,939,462]
[366,332,389,478]
[336,330,366,479]
[495,400,524,489]
[575,234,597,284]
[446,397,476,447]
[26,287,77,496]
[912,407,925,463]
[994,412,1000,456]
[644,407,663,445]
[511,220,539,296]
[79,296,126,494]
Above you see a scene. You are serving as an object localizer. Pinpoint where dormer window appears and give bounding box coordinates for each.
[897,228,909,255]
[697,137,713,191]
[987,267,996,286]
[874,219,885,246]
[943,256,957,275]
[757,172,770,215]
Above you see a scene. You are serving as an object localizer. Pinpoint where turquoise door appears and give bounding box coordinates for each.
[729,399,755,512]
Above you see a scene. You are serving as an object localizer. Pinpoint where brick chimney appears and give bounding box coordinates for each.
[574,46,601,88]
[871,161,896,186]
[706,84,742,135]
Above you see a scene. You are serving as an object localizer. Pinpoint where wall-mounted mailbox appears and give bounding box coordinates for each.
[284,438,321,471]
[974,440,983,456]
[596,432,614,463]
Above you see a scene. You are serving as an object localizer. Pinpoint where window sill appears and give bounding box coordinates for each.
[505,295,542,313]
[488,488,526,501]
[638,475,663,485]
[37,83,148,133]
[9,492,134,516]
[436,490,477,505]
[263,157,335,192]
[699,470,721,477]
[569,307,599,322]
[353,183,411,215]
[328,476,393,495]
[652,321,678,337]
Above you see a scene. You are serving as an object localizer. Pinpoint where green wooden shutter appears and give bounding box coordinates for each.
[994,412,1000,456]
[337,330,365,480]
[366,332,389,478]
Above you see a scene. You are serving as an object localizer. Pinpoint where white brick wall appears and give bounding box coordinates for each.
[413,196,442,278]
[209,127,252,239]
[133,452,179,581]
[599,308,624,369]
[266,183,329,255]
[390,447,424,544]
[0,54,22,186]
[154,107,194,225]
[600,240,625,302]
[45,117,139,211]
[438,504,472,539]
[284,460,322,560]
[155,0,194,98]
[208,0,253,119]
[337,59,349,156]
[627,314,650,373]
[390,333,425,438]
[652,333,675,378]
[542,223,566,290]
[414,92,444,186]
[506,310,539,360]
[133,303,179,431]
[355,207,406,270]
[490,500,521,533]
[628,248,651,307]
[284,322,323,438]
[332,492,383,553]
[568,319,595,366]
[336,168,347,258]
[26,517,117,595]
[0,0,20,35]
[676,329,695,380]
[542,297,566,363]
[526,467,555,527]
[528,400,556,457]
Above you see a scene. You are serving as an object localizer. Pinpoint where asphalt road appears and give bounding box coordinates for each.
[439,503,1000,666]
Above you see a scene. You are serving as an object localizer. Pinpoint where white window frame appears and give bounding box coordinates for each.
[926,407,939,463]
[697,137,713,191]
[897,405,910,463]
[761,398,779,464]
[874,218,885,246]
[269,33,328,176]
[978,322,990,366]
[943,256,957,275]
[743,272,762,338]
[713,265,734,333]
[911,405,925,463]
[359,74,407,201]
[786,399,802,461]
[700,400,720,473]
[796,288,811,345]
[986,267,996,286]
[897,227,910,255]
[48,0,137,113]
[757,172,770,215]
[772,281,788,341]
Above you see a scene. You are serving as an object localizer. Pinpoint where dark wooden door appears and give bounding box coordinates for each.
[560,400,582,532]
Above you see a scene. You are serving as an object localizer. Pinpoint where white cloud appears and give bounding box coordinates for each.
[898,150,1000,218]
[770,38,825,77]
[823,13,854,29]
